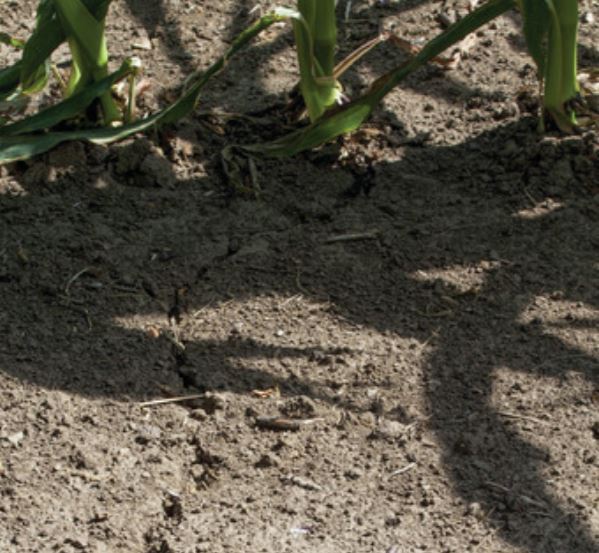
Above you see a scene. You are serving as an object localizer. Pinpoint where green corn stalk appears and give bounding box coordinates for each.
[253,0,516,156]
[0,0,119,122]
[0,59,134,137]
[256,0,585,155]
[293,0,341,121]
[53,0,120,124]
[0,0,587,165]
[0,0,110,98]
[0,5,342,163]
[17,0,111,90]
[0,11,289,163]
[519,0,579,131]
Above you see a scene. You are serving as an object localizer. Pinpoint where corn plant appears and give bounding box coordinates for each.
[0,2,290,162]
[519,0,580,131]
[1,0,122,120]
[0,0,589,165]
[266,0,584,156]
[293,0,340,122]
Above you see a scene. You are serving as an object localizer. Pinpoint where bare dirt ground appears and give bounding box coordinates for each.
[1,1,599,552]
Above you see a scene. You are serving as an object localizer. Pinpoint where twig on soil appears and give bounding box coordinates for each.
[251,386,280,399]
[389,462,417,478]
[485,481,549,511]
[323,230,380,244]
[344,0,352,22]
[281,474,324,491]
[417,326,441,352]
[255,416,324,431]
[192,302,214,318]
[523,187,540,206]
[279,294,303,307]
[416,306,454,318]
[498,411,551,426]
[110,284,143,295]
[64,266,92,295]
[138,394,206,407]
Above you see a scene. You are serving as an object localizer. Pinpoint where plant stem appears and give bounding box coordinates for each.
[54,0,121,124]
[257,0,514,156]
[294,0,339,121]
[312,0,337,79]
[543,0,579,128]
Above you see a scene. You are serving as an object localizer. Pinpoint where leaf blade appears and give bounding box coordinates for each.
[252,0,515,157]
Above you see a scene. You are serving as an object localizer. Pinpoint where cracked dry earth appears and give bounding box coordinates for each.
[1,1,599,552]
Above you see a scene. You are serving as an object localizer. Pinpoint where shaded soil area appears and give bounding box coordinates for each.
[1,1,599,552]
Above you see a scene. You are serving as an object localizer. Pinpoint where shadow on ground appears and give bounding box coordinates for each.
[1,115,598,552]
[1,2,599,552]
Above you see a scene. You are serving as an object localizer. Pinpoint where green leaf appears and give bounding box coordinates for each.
[53,0,121,122]
[0,11,285,164]
[293,0,340,121]
[0,60,132,137]
[19,0,59,92]
[518,0,552,75]
[53,0,109,76]
[252,0,516,157]
[0,64,22,98]
[0,32,25,49]
[18,0,111,92]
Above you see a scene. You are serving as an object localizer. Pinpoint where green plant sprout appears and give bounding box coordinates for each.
[0,0,590,164]
[519,0,580,131]
[293,0,341,122]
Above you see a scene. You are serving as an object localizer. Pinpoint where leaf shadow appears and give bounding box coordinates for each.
[2,116,598,552]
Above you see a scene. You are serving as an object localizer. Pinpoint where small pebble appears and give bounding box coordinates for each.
[467,501,485,519]
[7,432,24,446]
[254,454,278,469]
[189,409,208,421]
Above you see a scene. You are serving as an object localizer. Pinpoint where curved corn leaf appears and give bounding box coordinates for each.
[18,0,111,93]
[19,0,59,93]
[294,0,340,121]
[0,65,22,98]
[53,0,120,122]
[518,0,579,130]
[53,0,109,78]
[0,11,286,164]
[21,64,51,95]
[517,0,552,76]
[5,0,546,164]
[252,0,515,157]
[0,61,132,137]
